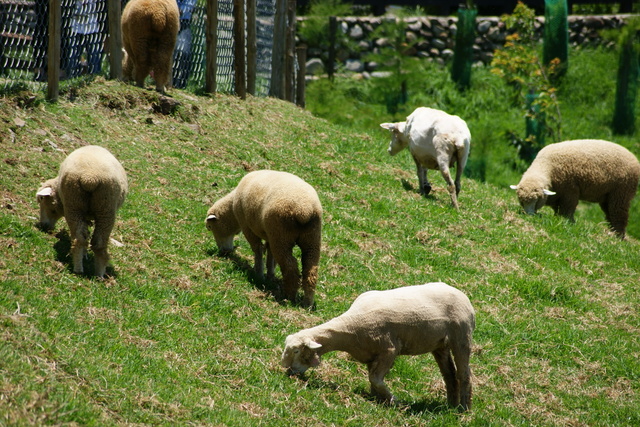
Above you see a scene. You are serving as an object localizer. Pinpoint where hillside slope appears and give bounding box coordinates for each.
[1,81,639,425]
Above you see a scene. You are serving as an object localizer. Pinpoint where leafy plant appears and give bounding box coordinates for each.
[297,0,356,69]
[490,1,562,162]
[365,10,425,114]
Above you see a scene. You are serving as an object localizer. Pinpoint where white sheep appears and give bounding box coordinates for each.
[510,139,640,238]
[205,170,322,308]
[381,107,471,209]
[36,145,128,277]
[281,282,475,410]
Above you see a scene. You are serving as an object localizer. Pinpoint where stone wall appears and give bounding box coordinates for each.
[301,15,631,76]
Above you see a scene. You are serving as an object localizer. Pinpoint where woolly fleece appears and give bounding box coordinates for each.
[121,0,180,93]
[36,145,128,277]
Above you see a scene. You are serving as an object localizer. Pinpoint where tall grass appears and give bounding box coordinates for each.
[0,64,639,426]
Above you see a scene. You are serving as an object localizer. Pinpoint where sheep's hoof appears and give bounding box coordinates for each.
[376,394,396,406]
[422,184,432,196]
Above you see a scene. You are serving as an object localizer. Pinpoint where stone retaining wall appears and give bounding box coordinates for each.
[301,15,630,76]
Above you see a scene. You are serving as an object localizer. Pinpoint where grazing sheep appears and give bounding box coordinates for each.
[381,107,471,209]
[36,145,128,277]
[281,282,475,410]
[510,139,640,238]
[205,170,322,307]
[121,0,180,93]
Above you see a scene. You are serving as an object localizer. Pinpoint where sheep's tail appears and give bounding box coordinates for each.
[79,175,102,193]
[295,209,322,230]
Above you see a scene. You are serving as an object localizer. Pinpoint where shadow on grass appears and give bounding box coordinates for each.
[296,374,451,415]
[210,248,310,308]
[52,229,119,278]
[352,384,450,415]
[400,178,436,201]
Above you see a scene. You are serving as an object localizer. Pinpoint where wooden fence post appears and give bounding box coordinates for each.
[107,0,123,80]
[46,0,60,101]
[246,0,256,95]
[205,0,219,94]
[270,0,285,98]
[296,45,306,108]
[284,0,296,102]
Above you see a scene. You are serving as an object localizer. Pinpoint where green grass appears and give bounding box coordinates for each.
[1,57,639,426]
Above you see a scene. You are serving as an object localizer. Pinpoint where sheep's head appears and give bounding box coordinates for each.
[380,122,408,156]
[205,192,239,253]
[510,184,555,214]
[281,334,322,375]
[36,179,63,231]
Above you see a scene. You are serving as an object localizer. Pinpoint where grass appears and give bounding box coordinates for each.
[1,50,639,426]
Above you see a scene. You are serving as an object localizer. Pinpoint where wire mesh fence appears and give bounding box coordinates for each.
[0,0,276,96]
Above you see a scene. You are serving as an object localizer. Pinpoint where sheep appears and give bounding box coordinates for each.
[36,145,128,277]
[205,170,322,308]
[510,139,640,238]
[121,0,180,93]
[281,282,475,410]
[380,107,471,209]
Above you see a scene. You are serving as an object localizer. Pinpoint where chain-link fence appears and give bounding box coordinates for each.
[0,0,275,96]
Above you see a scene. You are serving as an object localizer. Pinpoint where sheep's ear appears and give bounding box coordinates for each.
[206,214,217,221]
[307,340,322,350]
[380,123,396,131]
[509,185,518,190]
[36,187,53,197]
[543,189,556,196]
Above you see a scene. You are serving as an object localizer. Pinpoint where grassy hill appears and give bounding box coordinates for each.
[1,79,639,425]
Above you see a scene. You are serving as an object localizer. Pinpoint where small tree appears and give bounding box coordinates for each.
[491,2,562,163]
[365,10,424,115]
[297,0,354,73]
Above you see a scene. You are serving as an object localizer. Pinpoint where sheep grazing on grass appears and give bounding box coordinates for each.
[121,0,180,93]
[381,107,471,209]
[510,139,640,238]
[205,170,322,308]
[281,282,476,410]
[36,145,128,277]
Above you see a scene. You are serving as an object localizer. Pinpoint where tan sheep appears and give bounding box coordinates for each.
[36,145,128,277]
[281,282,476,410]
[510,139,640,238]
[205,170,322,308]
[121,0,180,93]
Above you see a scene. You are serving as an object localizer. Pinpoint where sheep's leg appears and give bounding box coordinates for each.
[454,145,468,195]
[413,156,430,196]
[265,243,276,280]
[299,233,320,308]
[601,194,630,238]
[437,158,459,209]
[243,230,265,279]
[152,39,175,92]
[67,216,89,274]
[91,214,116,278]
[452,342,473,411]
[433,349,459,408]
[270,241,300,303]
[128,39,151,87]
[556,196,578,222]
[367,352,396,403]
